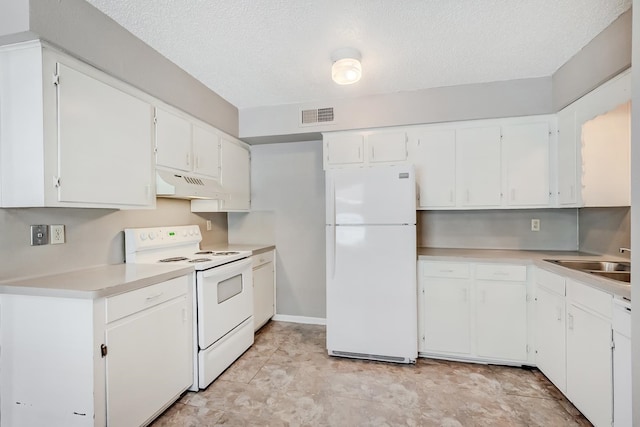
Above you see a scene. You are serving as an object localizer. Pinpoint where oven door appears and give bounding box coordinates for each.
[196,257,253,349]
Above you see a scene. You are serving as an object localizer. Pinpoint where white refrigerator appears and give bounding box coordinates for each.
[325,164,417,363]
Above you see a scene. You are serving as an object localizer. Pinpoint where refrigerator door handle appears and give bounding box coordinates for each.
[331,181,337,278]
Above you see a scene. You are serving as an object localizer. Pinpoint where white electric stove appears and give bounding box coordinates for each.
[124,225,254,390]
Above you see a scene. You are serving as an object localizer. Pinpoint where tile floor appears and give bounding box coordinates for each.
[152,321,591,426]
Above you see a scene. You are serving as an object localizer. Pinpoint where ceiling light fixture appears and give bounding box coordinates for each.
[331,47,362,85]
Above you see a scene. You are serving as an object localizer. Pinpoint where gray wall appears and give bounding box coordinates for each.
[0,0,238,137]
[240,77,552,144]
[418,209,578,251]
[577,207,630,257]
[552,9,632,111]
[228,141,326,319]
[0,199,227,281]
[630,1,639,423]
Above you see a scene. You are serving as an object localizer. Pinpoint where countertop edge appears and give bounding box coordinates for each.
[417,248,631,300]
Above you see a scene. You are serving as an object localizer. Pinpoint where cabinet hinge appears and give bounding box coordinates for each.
[153,115,157,125]
[52,73,60,86]
[101,344,108,358]
[526,344,530,353]
[422,334,426,342]
[53,176,61,188]
[611,340,615,350]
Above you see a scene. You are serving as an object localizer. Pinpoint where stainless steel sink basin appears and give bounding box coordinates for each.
[589,271,631,283]
[543,259,631,284]
[544,259,630,272]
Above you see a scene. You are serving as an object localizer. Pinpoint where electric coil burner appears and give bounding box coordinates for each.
[124,225,254,391]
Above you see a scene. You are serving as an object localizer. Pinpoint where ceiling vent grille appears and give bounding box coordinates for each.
[300,107,335,126]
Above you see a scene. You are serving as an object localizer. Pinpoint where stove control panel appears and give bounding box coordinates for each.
[124,225,202,253]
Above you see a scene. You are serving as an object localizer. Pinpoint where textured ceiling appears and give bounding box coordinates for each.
[85,0,631,109]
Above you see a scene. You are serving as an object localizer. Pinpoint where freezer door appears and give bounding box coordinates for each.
[326,165,416,225]
[326,224,417,361]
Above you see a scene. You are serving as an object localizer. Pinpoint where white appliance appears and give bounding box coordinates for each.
[325,164,417,363]
[124,225,253,390]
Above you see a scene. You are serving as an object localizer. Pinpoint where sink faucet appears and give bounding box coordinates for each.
[619,247,631,254]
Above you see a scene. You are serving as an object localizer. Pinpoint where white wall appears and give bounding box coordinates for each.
[229,141,326,318]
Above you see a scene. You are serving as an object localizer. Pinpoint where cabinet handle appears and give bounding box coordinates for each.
[145,293,163,302]
[182,307,187,322]
[195,155,200,169]
[186,153,191,167]
[567,313,574,330]
[556,306,562,322]
[358,146,362,160]
[371,146,375,159]
[439,269,454,273]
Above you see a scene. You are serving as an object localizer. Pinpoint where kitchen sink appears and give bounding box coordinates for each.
[543,259,631,284]
[589,271,631,283]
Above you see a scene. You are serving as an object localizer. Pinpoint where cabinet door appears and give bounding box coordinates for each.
[422,279,471,355]
[192,124,220,179]
[155,107,192,172]
[557,107,578,205]
[56,63,153,207]
[220,138,250,211]
[324,133,364,166]
[456,126,502,207]
[106,296,192,427]
[566,303,612,427]
[476,281,527,361]
[534,286,566,392]
[366,132,407,163]
[413,129,456,208]
[253,261,275,331]
[502,122,550,206]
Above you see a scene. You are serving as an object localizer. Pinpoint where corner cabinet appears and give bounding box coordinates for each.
[0,40,154,209]
[252,251,275,331]
[0,275,194,427]
[418,260,531,365]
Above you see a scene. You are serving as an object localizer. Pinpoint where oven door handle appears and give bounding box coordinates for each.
[197,257,252,278]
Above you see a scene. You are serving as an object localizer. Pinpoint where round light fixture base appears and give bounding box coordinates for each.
[331,47,362,85]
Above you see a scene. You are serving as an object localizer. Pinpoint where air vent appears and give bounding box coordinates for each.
[176,175,204,186]
[300,107,335,126]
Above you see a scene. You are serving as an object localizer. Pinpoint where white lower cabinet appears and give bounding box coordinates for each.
[0,275,193,427]
[252,250,275,331]
[419,261,530,364]
[534,269,567,393]
[565,279,613,427]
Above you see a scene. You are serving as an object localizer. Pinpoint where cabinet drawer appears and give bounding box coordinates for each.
[536,268,566,295]
[106,275,190,323]
[252,251,274,269]
[475,264,527,282]
[566,279,612,319]
[421,261,470,279]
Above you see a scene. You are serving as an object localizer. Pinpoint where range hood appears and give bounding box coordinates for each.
[156,169,228,200]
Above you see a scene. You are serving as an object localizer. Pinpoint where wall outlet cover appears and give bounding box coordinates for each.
[531,219,540,232]
[50,224,65,244]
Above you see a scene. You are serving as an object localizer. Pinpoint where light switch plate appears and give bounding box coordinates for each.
[531,219,540,232]
[30,225,49,246]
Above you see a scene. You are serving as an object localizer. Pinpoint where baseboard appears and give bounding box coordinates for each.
[272,314,326,325]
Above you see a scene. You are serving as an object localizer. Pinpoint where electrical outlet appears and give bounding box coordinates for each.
[30,225,49,246]
[50,224,65,244]
[531,219,540,232]
[206,220,212,231]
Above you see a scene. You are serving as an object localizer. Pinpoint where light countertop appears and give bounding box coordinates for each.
[418,248,631,299]
[202,243,276,256]
[0,264,193,299]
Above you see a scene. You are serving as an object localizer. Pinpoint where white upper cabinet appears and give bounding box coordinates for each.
[155,108,221,180]
[0,41,154,209]
[155,108,192,172]
[556,68,631,207]
[502,121,550,207]
[192,124,221,179]
[456,126,502,207]
[323,131,407,169]
[411,129,456,208]
[191,136,250,212]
